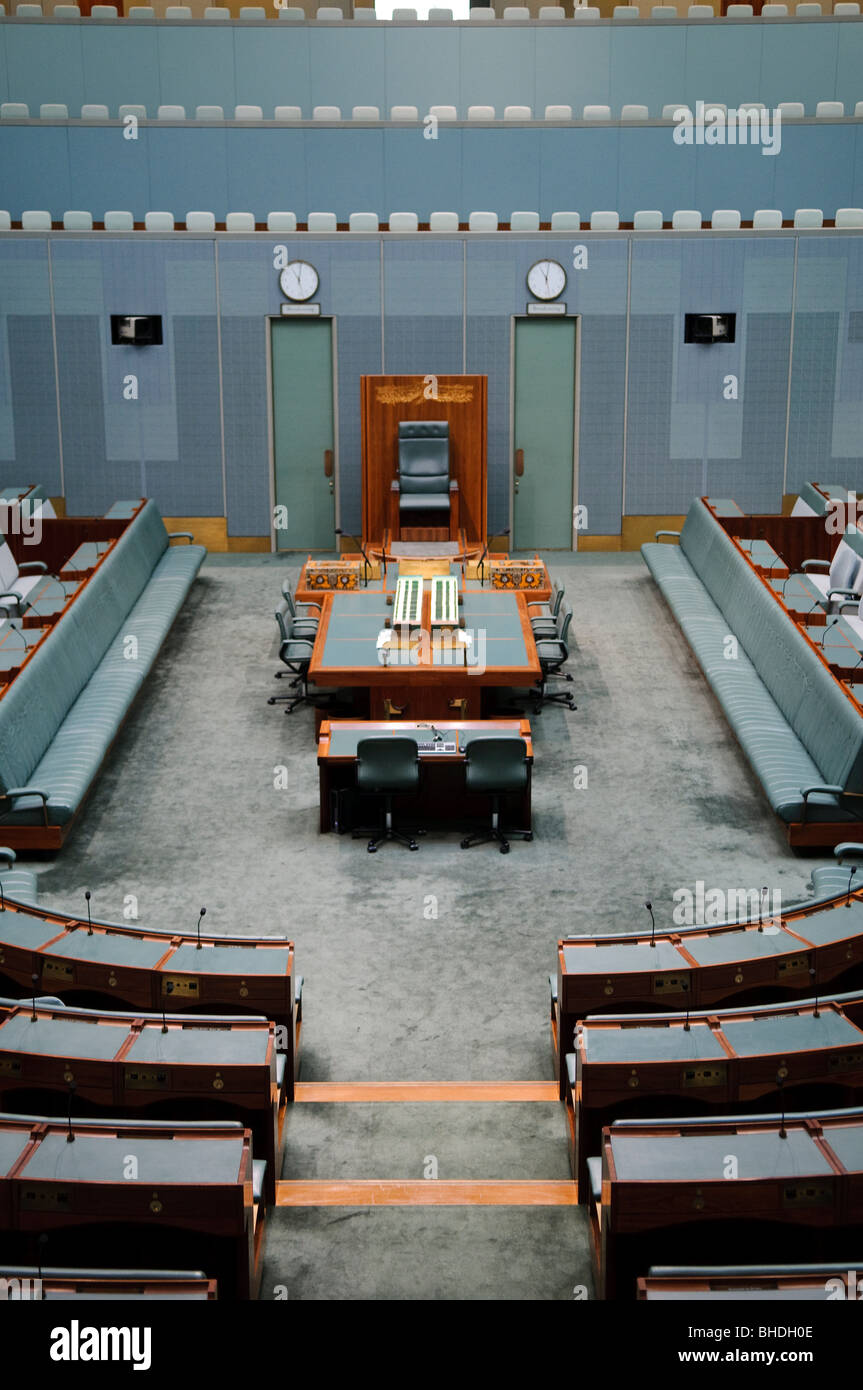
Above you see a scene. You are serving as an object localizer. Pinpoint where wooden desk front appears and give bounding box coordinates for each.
[317,718,533,833]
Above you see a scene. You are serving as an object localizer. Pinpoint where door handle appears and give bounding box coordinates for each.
[323,449,334,478]
[514,448,525,478]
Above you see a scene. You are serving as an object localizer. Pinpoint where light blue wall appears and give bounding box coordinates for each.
[0,19,861,115]
[1,229,862,542]
[2,123,862,222]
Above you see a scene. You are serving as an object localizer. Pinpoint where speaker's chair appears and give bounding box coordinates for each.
[390,421,459,540]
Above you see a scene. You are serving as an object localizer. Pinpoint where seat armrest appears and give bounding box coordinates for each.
[836,842,863,864]
[167,531,194,543]
[801,558,831,571]
[16,561,48,574]
[0,847,17,869]
[828,588,860,601]
[801,784,845,821]
[449,479,459,492]
[0,787,50,827]
[654,530,680,542]
[297,601,322,616]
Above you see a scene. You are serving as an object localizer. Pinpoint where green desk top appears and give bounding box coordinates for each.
[583,1023,726,1063]
[0,911,64,950]
[793,901,863,945]
[644,1287,834,1302]
[0,1014,128,1060]
[562,942,685,976]
[721,1011,861,1055]
[705,499,745,516]
[609,1130,831,1182]
[167,943,291,976]
[50,932,168,969]
[319,590,530,673]
[682,928,799,967]
[822,1123,863,1172]
[22,1133,244,1184]
[0,1129,27,1175]
[127,1026,268,1065]
[324,725,527,757]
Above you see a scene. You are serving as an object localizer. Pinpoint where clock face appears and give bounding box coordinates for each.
[527,259,566,301]
[279,261,320,302]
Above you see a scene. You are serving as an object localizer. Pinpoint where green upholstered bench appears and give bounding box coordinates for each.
[642,499,863,846]
[0,501,205,849]
[0,847,38,904]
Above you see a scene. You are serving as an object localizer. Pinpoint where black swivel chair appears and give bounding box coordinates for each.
[352,737,422,853]
[460,737,533,855]
[532,602,576,713]
[268,602,333,714]
[530,577,565,642]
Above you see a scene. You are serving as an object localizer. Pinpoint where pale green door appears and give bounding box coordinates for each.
[271,319,336,552]
[513,318,577,550]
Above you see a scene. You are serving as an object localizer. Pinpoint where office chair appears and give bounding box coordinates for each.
[530,577,565,640]
[280,580,321,639]
[269,601,339,714]
[352,737,422,852]
[390,421,459,540]
[460,737,532,854]
[532,602,576,713]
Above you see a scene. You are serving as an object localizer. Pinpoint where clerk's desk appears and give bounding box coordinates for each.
[0,1113,265,1300]
[0,1265,218,1299]
[317,718,533,834]
[308,585,541,721]
[595,1107,863,1299]
[0,997,293,1202]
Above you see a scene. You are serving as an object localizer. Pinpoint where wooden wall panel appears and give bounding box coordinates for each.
[361,375,487,546]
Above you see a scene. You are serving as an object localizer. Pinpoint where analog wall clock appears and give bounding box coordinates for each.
[279,261,320,302]
[526,259,567,301]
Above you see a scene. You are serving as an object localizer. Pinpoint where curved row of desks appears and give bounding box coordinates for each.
[0,1113,265,1300]
[554,891,863,1091]
[0,1266,217,1300]
[0,996,297,1203]
[637,1264,862,1301]
[594,1106,863,1299]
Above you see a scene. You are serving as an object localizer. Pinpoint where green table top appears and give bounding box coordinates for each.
[21,1133,244,1184]
[609,1129,831,1182]
[167,943,291,976]
[583,1023,726,1063]
[324,725,527,757]
[319,590,530,673]
[562,942,685,975]
[127,1025,268,1065]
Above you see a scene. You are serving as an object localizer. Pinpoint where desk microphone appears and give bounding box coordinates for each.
[85,889,93,936]
[429,725,443,744]
[758,884,768,931]
[810,964,820,1018]
[31,972,39,1022]
[682,978,690,1032]
[37,1233,47,1297]
[195,905,207,950]
[0,877,4,914]
[65,1080,76,1144]
[163,979,174,1030]
[644,899,656,947]
[476,540,490,586]
[335,529,371,587]
[776,1065,787,1140]
[847,864,858,908]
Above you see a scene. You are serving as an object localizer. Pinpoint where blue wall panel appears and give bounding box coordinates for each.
[0,20,860,118]
[149,127,230,215]
[303,129,384,220]
[67,128,151,221]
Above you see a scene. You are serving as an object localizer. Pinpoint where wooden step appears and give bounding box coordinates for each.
[275,1179,579,1207]
[294,1081,559,1103]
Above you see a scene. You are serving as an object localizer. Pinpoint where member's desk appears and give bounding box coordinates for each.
[556,895,863,1093]
[308,589,541,721]
[0,1113,265,1300]
[566,998,863,1197]
[0,901,298,1044]
[317,718,533,834]
[0,1265,218,1300]
[637,1265,860,1301]
[595,1108,863,1299]
[0,998,292,1202]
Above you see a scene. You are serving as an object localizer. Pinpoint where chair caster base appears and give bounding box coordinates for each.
[499,841,510,854]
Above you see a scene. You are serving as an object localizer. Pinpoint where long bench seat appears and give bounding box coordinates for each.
[642,498,863,845]
[0,499,205,848]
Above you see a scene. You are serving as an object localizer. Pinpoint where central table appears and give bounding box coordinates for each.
[308,587,541,720]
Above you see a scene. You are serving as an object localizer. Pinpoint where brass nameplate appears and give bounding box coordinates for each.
[0,1058,22,1076]
[681,1065,726,1088]
[828,1050,863,1073]
[125,1067,169,1090]
[375,383,474,405]
[42,960,74,981]
[20,1186,71,1211]
[652,974,690,995]
[777,955,809,976]
[161,975,199,998]
[782,1183,832,1208]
